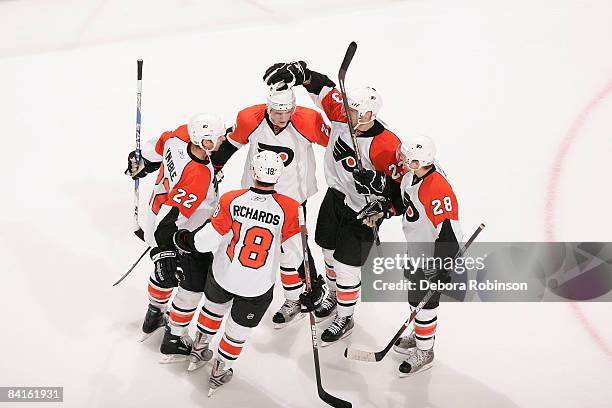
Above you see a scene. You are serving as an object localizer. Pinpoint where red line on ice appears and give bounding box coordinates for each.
[544,79,612,360]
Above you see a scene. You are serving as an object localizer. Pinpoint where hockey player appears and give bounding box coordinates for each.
[172,151,315,396]
[211,86,330,329]
[125,113,226,362]
[264,61,405,345]
[388,135,463,376]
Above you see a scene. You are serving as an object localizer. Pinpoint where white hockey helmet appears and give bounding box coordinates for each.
[250,150,284,184]
[266,87,296,112]
[397,134,436,170]
[187,113,226,151]
[347,86,383,125]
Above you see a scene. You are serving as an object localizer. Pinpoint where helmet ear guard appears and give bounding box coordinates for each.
[398,134,436,170]
[187,113,226,151]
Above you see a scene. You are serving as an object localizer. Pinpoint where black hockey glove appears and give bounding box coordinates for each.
[423,267,452,285]
[173,229,196,254]
[299,275,326,313]
[125,151,160,179]
[352,168,386,196]
[356,198,393,228]
[150,247,184,286]
[263,61,310,91]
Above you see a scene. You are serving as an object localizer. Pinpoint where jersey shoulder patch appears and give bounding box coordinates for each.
[229,105,266,145]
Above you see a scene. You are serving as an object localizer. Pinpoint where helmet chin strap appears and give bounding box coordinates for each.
[353,113,375,132]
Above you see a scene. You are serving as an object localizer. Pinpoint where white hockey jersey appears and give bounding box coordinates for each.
[226,104,329,204]
[192,187,304,297]
[400,164,463,257]
[307,85,404,211]
[140,125,219,247]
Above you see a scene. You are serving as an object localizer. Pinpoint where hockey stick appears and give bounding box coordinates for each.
[337,42,381,247]
[344,223,485,362]
[133,59,145,241]
[112,246,151,286]
[298,207,352,408]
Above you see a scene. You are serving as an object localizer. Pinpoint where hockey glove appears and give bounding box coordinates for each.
[150,247,183,286]
[423,267,452,285]
[356,198,393,228]
[263,61,310,91]
[352,168,386,196]
[125,151,160,179]
[299,275,326,313]
[173,229,196,254]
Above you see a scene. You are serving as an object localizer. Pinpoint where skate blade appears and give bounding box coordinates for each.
[398,362,433,378]
[320,329,352,347]
[140,325,165,342]
[207,387,218,398]
[159,354,189,364]
[273,312,306,329]
[187,360,207,372]
[392,345,416,356]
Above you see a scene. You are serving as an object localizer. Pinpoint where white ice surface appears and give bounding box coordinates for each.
[1,1,611,407]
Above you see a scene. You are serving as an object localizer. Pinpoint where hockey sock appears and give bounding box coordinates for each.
[413,307,437,350]
[323,249,337,292]
[335,261,361,317]
[217,316,252,369]
[196,300,232,338]
[147,276,173,311]
[280,266,303,301]
[169,287,202,335]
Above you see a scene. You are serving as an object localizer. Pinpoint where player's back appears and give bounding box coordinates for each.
[211,187,300,297]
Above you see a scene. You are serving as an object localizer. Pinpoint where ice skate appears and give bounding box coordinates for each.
[314,290,337,323]
[207,359,233,397]
[272,299,305,329]
[398,347,434,377]
[187,331,213,371]
[393,330,417,355]
[320,315,353,346]
[159,326,193,364]
[140,304,168,342]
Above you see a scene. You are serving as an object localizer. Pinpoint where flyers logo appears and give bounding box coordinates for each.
[257,143,294,167]
[403,191,420,222]
[332,138,357,172]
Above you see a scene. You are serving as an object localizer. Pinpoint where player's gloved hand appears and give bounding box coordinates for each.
[299,275,326,313]
[263,61,310,91]
[125,151,146,179]
[356,198,393,228]
[150,247,183,285]
[423,266,452,285]
[352,168,386,196]
[173,229,196,254]
[125,151,161,180]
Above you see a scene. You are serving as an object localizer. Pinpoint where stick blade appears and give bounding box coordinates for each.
[344,347,378,362]
[134,228,145,241]
[319,389,352,408]
[338,41,357,79]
